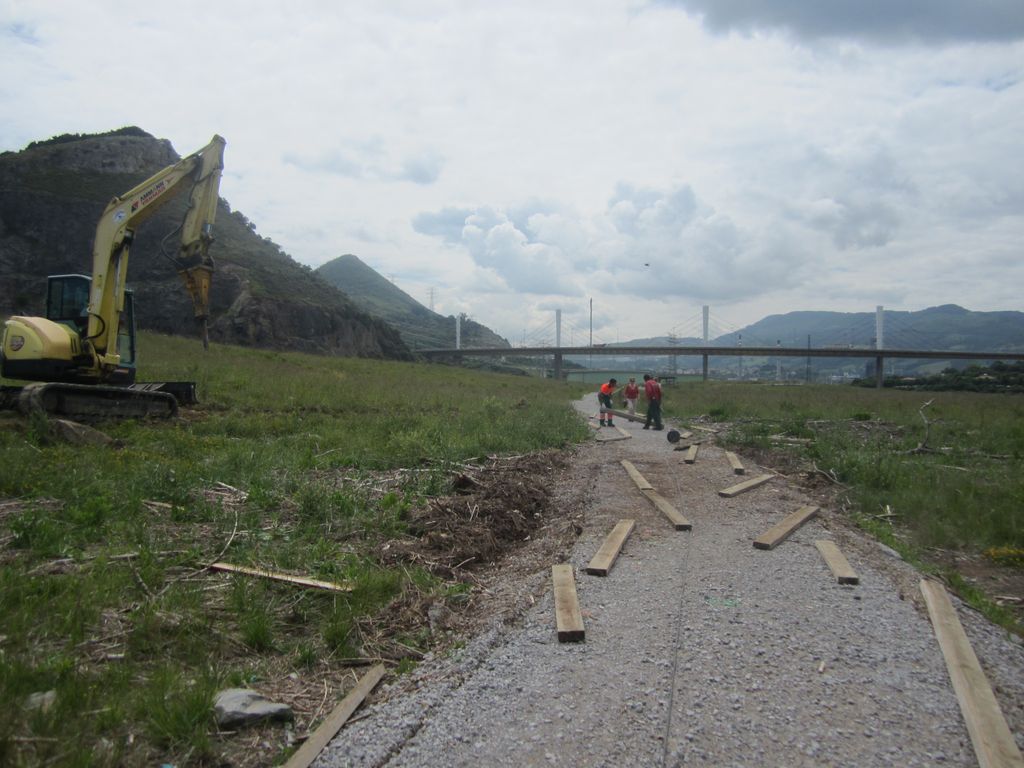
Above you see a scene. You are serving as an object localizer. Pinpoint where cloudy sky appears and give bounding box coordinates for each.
[2,1,1022,344]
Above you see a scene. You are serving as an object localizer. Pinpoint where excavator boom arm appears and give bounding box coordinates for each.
[86,135,225,365]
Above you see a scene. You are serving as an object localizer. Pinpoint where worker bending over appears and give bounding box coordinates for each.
[598,378,618,427]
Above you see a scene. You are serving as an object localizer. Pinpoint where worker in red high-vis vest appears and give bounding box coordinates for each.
[598,378,618,427]
[642,373,663,430]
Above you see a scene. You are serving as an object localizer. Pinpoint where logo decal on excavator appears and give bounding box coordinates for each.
[114,209,127,222]
[9,335,24,352]
[138,179,168,209]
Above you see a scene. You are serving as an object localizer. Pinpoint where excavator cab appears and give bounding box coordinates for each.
[45,274,90,335]
[42,274,137,383]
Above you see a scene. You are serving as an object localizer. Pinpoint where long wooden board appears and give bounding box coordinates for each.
[606,408,644,423]
[725,451,745,475]
[719,473,774,498]
[641,490,692,531]
[614,425,631,437]
[752,505,819,550]
[586,519,636,576]
[210,562,353,592]
[620,460,654,490]
[552,564,585,642]
[596,433,630,443]
[920,579,1024,768]
[814,540,859,585]
[683,444,699,464]
[283,664,386,768]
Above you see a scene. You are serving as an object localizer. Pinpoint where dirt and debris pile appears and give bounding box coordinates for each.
[383,450,569,574]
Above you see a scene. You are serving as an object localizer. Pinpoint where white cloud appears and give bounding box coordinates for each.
[0,0,1022,343]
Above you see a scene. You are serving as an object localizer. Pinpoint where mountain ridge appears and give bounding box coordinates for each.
[316,254,510,351]
[618,304,1024,352]
[0,128,412,360]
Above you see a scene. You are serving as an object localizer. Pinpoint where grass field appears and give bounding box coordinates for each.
[0,333,589,767]
[2,340,1022,766]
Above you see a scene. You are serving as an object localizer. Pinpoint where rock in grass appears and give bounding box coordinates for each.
[26,690,57,712]
[51,419,116,447]
[213,688,293,728]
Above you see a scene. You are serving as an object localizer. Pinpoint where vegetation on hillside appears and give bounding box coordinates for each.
[1,130,411,358]
[316,254,509,351]
[23,126,153,150]
[856,360,1024,393]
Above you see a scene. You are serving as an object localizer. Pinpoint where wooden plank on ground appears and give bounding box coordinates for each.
[614,425,631,437]
[683,444,699,464]
[752,505,819,550]
[586,519,636,576]
[596,433,630,443]
[210,562,353,593]
[725,451,745,475]
[620,460,654,490]
[641,490,692,531]
[814,540,860,585]
[282,664,386,768]
[719,473,774,498]
[552,564,585,642]
[607,408,644,423]
[920,579,1024,768]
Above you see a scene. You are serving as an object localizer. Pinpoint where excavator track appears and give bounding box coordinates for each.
[14,382,178,419]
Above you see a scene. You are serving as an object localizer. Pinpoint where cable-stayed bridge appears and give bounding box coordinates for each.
[424,306,1024,387]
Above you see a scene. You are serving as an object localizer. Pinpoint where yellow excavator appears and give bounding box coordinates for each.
[1,135,225,418]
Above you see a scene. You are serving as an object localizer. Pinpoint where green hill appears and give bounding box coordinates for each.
[316,254,510,351]
[0,128,411,360]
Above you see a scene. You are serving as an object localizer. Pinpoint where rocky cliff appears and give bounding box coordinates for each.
[0,128,412,360]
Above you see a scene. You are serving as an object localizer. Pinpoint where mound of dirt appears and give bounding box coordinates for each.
[381,450,569,575]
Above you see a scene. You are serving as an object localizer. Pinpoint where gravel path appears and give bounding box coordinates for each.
[318,396,1024,767]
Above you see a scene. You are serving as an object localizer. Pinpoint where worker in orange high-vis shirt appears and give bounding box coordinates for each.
[598,378,618,427]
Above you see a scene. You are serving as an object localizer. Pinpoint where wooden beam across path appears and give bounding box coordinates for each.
[596,433,630,443]
[607,408,645,423]
[586,519,636,576]
[210,562,353,593]
[614,425,631,437]
[814,540,860,585]
[920,579,1024,768]
[641,489,692,531]
[620,460,654,490]
[552,564,585,642]
[752,505,819,550]
[725,451,745,475]
[719,473,774,498]
[683,444,699,464]
[282,664,386,768]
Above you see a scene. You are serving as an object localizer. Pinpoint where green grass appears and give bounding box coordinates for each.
[0,332,589,766]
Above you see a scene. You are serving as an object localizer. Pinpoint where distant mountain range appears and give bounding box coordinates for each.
[316,254,509,351]
[600,305,1024,377]
[623,305,1024,352]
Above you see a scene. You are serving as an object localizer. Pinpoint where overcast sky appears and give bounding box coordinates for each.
[2,1,1022,344]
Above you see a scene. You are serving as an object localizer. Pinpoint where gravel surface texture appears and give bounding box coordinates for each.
[317,396,1024,767]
